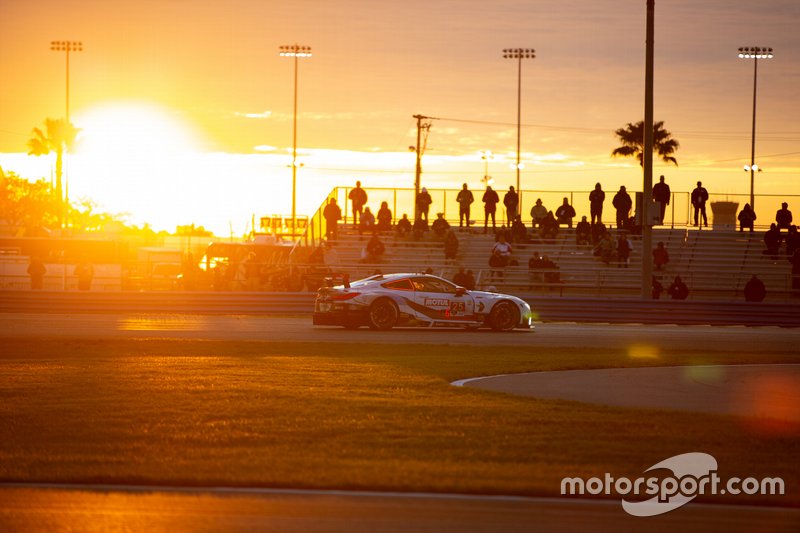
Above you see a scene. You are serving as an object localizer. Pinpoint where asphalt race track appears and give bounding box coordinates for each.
[1,313,799,352]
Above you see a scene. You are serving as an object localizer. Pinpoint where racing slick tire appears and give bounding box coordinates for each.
[489,301,519,332]
[368,298,399,330]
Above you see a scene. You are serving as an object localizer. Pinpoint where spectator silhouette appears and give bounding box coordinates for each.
[377,201,392,232]
[789,249,800,297]
[744,274,766,302]
[595,232,616,265]
[444,230,459,262]
[27,256,46,290]
[396,214,412,238]
[456,183,474,228]
[540,211,559,242]
[691,181,709,227]
[361,234,385,263]
[652,241,670,270]
[348,181,367,227]
[489,233,513,279]
[359,206,375,235]
[776,202,793,229]
[652,175,671,224]
[763,223,782,258]
[503,186,519,224]
[785,226,800,257]
[589,182,605,225]
[75,259,95,291]
[323,198,342,240]
[482,186,499,233]
[738,203,756,232]
[616,231,632,268]
[575,216,591,245]
[453,267,476,290]
[431,213,450,238]
[530,198,547,228]
[412,217,428,241]
[612,186,632,229]
[416,187,433,222]
[667,276,689,300]
[652,276,664,299]
[511,215,528,243]
[555,197,576,228]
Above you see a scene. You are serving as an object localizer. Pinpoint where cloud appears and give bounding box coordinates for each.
[234,111,272,119]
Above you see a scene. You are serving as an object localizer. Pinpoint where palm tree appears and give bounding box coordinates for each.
[27,118,79,226]
[611,120,679,167]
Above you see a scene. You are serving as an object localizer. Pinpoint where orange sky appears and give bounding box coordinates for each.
[1,0,799,235]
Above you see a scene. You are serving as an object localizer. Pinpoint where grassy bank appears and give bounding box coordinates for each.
[1,338,798,505]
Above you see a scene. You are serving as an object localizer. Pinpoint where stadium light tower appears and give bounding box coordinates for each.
[50,40,83,124]
[502,47,534,213]
[738,46,773,211]
[279,44,312,237]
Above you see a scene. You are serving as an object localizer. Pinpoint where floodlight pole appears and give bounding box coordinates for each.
[738,46,773,211]
[279,44,312,237]
[502,48,534,214]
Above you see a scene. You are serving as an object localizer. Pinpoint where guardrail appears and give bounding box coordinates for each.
[1,291,797,327]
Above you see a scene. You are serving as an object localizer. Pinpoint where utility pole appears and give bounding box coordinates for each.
[642,0,655,299]
[412,114,432,219]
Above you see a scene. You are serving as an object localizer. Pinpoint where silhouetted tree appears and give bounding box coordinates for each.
[611,120,679,167]
[27,118,79,225]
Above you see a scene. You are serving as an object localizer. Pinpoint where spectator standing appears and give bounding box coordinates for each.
[27,256,46,290]
[530,198,548,228]
[612,186,632,229]
[323,198,342,240]
[652,175,671,224]
[589,183,605,225]
[667,276,689,300]
[616,231,632,268]
[776,202,793,229]
[763,223,782,258]
[348,181,368,227]
[738,203,757,232]
[555,197,576,228]
[652,241,670,270]
[416,187,433,222]
[744,274,766,302]
[691,181,709,227]
[456,183,474,228]
[482,186,499,233]
[376,201,392,232]
[575,216,591,245]
[503,186,519,224]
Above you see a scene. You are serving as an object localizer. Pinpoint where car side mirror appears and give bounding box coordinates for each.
[455,287,466,297]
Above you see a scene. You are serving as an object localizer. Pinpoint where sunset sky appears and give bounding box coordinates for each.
[1,0,799,235]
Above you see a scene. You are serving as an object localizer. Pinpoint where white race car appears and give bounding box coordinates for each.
[313,273,533,331]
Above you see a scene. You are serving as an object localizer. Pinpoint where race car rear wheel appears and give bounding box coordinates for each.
[489,301,519,331]
[368,298,399,330]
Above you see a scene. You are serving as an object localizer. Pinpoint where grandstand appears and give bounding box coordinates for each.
[306,223,796,301]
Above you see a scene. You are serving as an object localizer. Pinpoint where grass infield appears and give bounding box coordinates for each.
[1,338,798,505]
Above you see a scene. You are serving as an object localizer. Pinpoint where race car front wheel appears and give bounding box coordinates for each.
[489,301,519,331]
[368,298,399,330]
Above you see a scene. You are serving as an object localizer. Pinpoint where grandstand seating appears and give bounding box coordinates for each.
[312,221,797,300]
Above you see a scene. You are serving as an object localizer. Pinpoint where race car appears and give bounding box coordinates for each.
[313,273,533,331]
